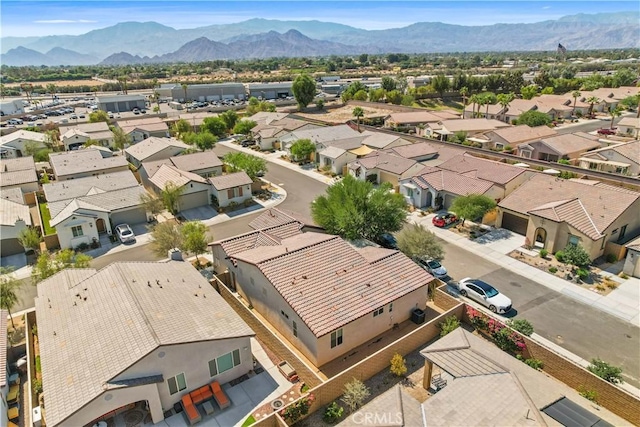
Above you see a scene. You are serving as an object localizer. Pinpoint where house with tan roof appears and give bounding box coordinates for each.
[250,116,318,150]
[280,124,364,158]
[35,261,254,427]
[580,86,639,113]
[0,196,31,255]
[384,110,460,131]
[517,132,601,162]
[115,117,170,143]
[140,151,224,183]
[436,153,533,198]
[347,151,425,188]
[481,124,558,150]
[210,229,436,367]
[43,170,139,203]
[59,122,114,151]
[0,129,47,159]
[497,174,640,259]
[148,164,212,212]
[426,119,510,141]
[616,116,640,138]
[0,156,39,193]
[360,131,411,150]
[209,171,253,208]
[125,137,189,168]
[49,150,128,181]
[502,98,539,123]
[164,112,219,132]
[578,140,640,176]
[248,207,322,233]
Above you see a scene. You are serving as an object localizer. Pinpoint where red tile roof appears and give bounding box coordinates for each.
[437,154,526,185]
[211,222,303,255]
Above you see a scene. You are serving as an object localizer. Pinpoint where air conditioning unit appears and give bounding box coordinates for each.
[33,406,42,427]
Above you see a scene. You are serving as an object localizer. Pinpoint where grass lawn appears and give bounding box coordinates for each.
[415,99,464,112]
[39,203,56,235]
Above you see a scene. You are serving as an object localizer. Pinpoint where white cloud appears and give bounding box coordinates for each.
[34,19,97,24]
[542,6,552,10]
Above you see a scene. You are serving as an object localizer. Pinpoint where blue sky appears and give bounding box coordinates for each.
[1,1,637,37]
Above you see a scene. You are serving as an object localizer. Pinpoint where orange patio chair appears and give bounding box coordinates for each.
[210,381,231,409]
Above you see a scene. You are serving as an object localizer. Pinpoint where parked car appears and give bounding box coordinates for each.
[7,118,23,125]
[597,128,617,135]
[115,224,136,243]
[457,278,512,314]
[241,139,255,147]
[432,212,458,227]
[415,258,448,279]
[377,233,398,249]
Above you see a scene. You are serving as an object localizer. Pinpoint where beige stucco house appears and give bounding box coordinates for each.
[0,196,31,255]
[517,132,601,162]
[578,140,640,176]
[125,137,189,169]
[481,125,558,151]
[347,151,424,188]
[616,116,640,138]
[148,164,212,212]
[211,227,435,368]
[49,150,129,181]
[497,174,640,260]
[209,172,253,208]
[35,261,254,427]
[59,122,114,151]
[0,130,47,159]
[115,117,170,143]
[0,156,39,193]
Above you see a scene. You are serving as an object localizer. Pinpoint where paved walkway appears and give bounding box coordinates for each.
[408,211,640,327]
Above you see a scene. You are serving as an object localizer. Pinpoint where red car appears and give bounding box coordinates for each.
[597,128,616,136]
[432,213,458,227]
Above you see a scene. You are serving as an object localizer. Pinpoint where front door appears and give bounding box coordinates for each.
[96,218,107,233]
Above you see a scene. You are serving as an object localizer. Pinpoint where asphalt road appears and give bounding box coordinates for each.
[441,241,640,388]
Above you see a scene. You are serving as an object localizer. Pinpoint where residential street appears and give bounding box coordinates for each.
[12,141,640,388]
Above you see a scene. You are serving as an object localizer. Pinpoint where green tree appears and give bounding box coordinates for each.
[181,83,189,102]
[520,85,538,100]
[586,96,600,116]
[563,244,590,267]
[194,131,217,151]
[571,90,581,115]
[223,152,267,180]
[507,319,534,336]
[219,110,239,132]
[496,92,515,121]
[431,74,450,98]
[311,175,406,241]
[315,99,325,110]
[381,76,396,92]
[588,358,623,384]
[111,125,129,153]
[172,119,192,136]
[34,149,52,162]
[352,89,368,101]
[89,110,110,123]
[290,138,316,162]
[352,106,364,131]
[233,119,257,135]
[608,106,622,129]
[201,116,227,137]
[161,181,185,214]
[150,222,184,257]
[0,267,23,330]
[390,353,407,377]
[18,227,42,254]
[517,110,551,127]
[140,192,164,217]
[395,223,444,261]
[31,249,92,284]
[469,94,480,117]
[386,90,403,105]
[368,88,385,103]
[612,68,636,87]
[459,86,469,107]
[181,221,210,261]
[449,194,496,226]
[24,141,42,157]
[341,81,367,103]
[482,92,497,117]
[291,73,317,110]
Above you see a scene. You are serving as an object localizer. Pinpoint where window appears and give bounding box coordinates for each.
[406,188,414,197]
[71,225,83,237]
[281,310,289,319]
[619,225,627,241]
[568,235,580,246]
[167,373,187,395]
[209,349,241,377]
[227,187,244,199]
[389,303,393,312]
[330,328,343,348]
[373,307,384,317]
[293,321,298,337]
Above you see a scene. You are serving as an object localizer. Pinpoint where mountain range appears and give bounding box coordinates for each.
[1,12,638,66]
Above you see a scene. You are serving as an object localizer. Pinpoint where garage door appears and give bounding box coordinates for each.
[443,194,455,210]
[1,238,25,256]
[179,191,209,211]
[501,212,528,235]
[111,207,147,226]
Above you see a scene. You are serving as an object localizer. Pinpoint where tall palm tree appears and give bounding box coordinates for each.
[459,86,469,107]
[484,93,497,117]
[496,93,515,122]
[468,94,480,118]
[609,106,622,130]
[571,90,581,115]
[587,96,600,116]
[182,83,189,102]
[0,267,22,330]
[352,107,364,131]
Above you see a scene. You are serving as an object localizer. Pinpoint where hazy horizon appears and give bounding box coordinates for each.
[2,1,637,38]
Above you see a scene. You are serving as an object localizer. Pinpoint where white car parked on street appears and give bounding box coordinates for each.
[457,278,512,314]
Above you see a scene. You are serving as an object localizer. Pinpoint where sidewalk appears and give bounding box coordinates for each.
[408,211,640,327]
[3,181,288,281]
[217,138,339,186]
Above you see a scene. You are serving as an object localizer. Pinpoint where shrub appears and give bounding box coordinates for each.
[35,355,41,373]
[33,378,43,394]
[578,386,598,403]
[390,353,408,377]
[555,251,565,263]
[576,268,589,281]
[280,394,314,423]
[75,242,89,251]
[549,266,558,274]
[493,326,526,354]
[439,315,460,337]
[563,244,591,267]
[604,279,618,289]
[342,378,370,412]
[524,358,544,370]
[507,318,534,336]
[32,325,38,336]
[588,358,623,384]
[323,402,344,424]
[539,249,548,258]
[619,272,629,279]
[466,306,488,330]
[605,253,617,263]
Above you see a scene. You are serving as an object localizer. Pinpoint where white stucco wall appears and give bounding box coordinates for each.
[55,213,106,250]
[1,138,46,158]
[213,184,252,208]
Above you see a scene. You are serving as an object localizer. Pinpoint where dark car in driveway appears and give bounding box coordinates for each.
[432,212,458,227]
[597,128,617,135]
[377,233,398,249]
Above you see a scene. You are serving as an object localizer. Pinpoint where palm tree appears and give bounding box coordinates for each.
[0,267,22,330]
[469,94,480,118]
[571,90,581,115]
[117,76,128,94]
[496,93,515,122]
[352,107,364,131]
[459,86,469,107]
[587,96,600,116]
[609,106,622,130]
[484,93,497,117]
[182,83,189,103]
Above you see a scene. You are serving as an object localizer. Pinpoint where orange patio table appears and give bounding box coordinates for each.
[8,406,19,420]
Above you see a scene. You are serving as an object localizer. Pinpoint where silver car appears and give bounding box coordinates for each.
[415,258,448,279]
[115,224,136,244]
[458,278,512,314]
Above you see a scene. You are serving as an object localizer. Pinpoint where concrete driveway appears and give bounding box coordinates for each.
[180,206,218,222]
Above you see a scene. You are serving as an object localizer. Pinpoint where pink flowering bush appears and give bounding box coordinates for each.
[466,306,526,354]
